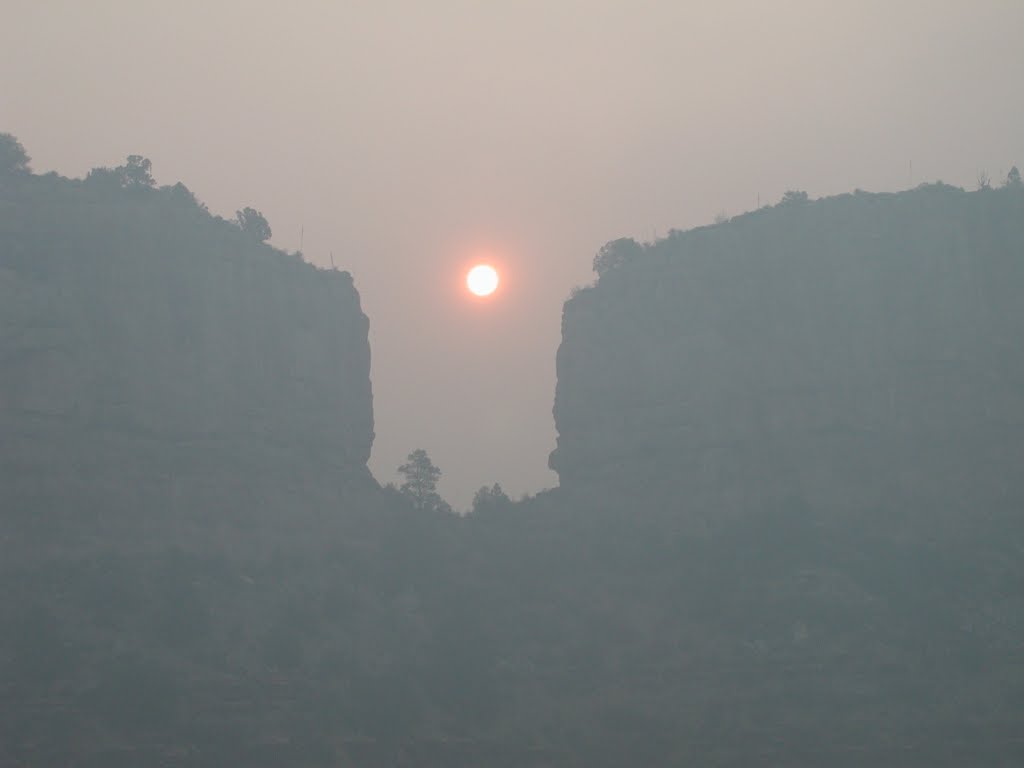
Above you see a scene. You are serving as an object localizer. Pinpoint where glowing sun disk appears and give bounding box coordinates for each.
[467,264,499,297]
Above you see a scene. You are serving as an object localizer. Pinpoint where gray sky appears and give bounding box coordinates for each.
[4,1,1023,508]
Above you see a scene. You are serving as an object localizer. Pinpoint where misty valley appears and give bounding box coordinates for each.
[3,134,1024,766]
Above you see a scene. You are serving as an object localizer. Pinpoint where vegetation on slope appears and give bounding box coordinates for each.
[3,135,1024,765]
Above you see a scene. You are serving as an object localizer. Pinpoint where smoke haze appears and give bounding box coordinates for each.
[4,0,1022,506]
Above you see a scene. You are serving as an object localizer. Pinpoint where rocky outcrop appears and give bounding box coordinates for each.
[0,173,374,535]
[551,185,1024,525]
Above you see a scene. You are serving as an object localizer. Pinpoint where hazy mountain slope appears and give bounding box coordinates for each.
[552,184,1024,525]
[0,171,374,456]
[4,161,1024,766]
[533,183,1024,764]
[0,168,402,763]
[0,170,374,536]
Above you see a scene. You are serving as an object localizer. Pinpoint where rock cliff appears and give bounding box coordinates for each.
[552,184,1024,527]
[5,155,1024,764]
[0,171,374,536]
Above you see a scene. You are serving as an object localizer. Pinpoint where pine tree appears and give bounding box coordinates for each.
[398,449,450,513]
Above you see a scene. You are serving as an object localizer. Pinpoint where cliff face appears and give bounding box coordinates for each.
[0,173,374,531]
[540,185,1024,764]
[7,155,1024,764]
[552,185,1024,524]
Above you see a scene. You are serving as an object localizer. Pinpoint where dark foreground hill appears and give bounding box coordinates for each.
[3,147,1024,766]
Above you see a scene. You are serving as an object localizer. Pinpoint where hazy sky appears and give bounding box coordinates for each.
[4,1,1023,508]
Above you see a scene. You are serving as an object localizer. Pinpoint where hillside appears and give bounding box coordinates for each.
[553,183,1024,525]
[0,158,411,762]
[3,146,1024,766]
[1,161,374,546]
[530,182,1024,764]
[0,166,373,454]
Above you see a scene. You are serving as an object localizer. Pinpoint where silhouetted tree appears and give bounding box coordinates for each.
[779,190,809,206]
[84,155,155,189]
[1006,166,1022,188]
[593,237,643,276]
[0,133,30,175]
[122,155,155,188]
[237,207,272,242]
[977,170,992,190]
[398,449,450,513]
[471,483,511,515]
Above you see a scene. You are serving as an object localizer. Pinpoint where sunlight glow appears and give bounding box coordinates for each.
[467,264,499,297]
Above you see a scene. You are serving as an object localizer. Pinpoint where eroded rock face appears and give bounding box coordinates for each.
[552,185,1024,523]
[0,174,374,532]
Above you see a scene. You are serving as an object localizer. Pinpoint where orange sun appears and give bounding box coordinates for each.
[467,264,499,297]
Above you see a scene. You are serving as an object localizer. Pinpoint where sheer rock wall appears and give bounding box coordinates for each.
[0,176,374,543]
[551,186,1024,527]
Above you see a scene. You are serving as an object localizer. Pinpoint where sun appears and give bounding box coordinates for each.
[467,264,499,297]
